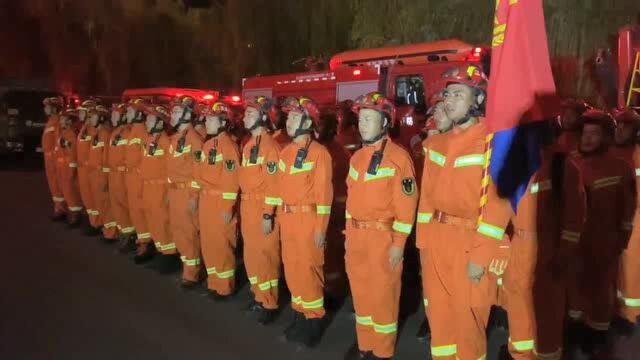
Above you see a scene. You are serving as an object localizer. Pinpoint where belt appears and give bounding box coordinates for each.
[241,193,263,200]
[351,218,393,231]
[283,204,316,214]
[144,179,167,185]
[116,166,126,172]
[433,210,476,230]
[202,189,222,196]
[169,182,189,189]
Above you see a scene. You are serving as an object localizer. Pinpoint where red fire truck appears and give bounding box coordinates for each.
[122,87,219,104]
[242,39,490,147]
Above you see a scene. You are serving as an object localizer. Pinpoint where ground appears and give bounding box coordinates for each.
[0,156,638,359]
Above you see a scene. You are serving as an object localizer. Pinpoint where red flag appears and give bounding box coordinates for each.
[486,0,556,133]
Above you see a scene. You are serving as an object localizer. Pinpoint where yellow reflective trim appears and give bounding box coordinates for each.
[191,181,201,190]
[356,315,373,326]
[453,154,485,168]
[52,196,65,202]
[301,297,324,309]
[510,338,534,352]
[317,205,331,215]
[173,144,192,157]
[121,227,135,234]
[222,192,238,200]
[636,168,640,177]
[348,166,359,181]
[249,276,258,285]
[265,197,282,206]
[128,138,142,145]
[428,149,446,167]
[115,139,128,146]
[345,210,352,219]
[423,298,429,306]
[392,221,412,234]
[417,212,433,224]
[592,176,621,190]
[278,159,286,172]
[68,206,83,211]
[185,258,201,266]
[431,344,457,357]
[373,321,397,334]
[364,167,396,182]
[137,232,151,240]
[103,221,117,228]
[92,141,105,148]
[531,179,552,194]
[561,230,580,243]
[290,161,314,174]
[241,156,264,166]
[102,167,111,173]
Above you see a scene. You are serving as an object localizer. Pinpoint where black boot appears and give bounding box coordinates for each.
[134,242,157,264]
[610,315,635,337]
[153,254,182,274]
[84,224,100,236]
[284,312,306,343]
[415,318,431,342]
[67,211,81,228]
[180,279,200,291]
[301,318,324,348]
[118,233,137,254]
[497,344,513,360]
[567,319,588,346]
[207,290,232,303]
[243,299,262,315]
[580,327,608,355]
[257,307,278,325]
[50,211,66,222]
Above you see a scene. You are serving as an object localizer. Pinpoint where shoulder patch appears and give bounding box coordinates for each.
[401,177,416,196]
[225,159,236,171]
[266,161,277,175]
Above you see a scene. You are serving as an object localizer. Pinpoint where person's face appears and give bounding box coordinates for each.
[205,115,224,135]
[443,84,475,122]
[358,108,385,142]
[580,123,604,153]
[243,107,260,130]
[286,110,309,138]
[615,122,636,145]
[145,114,158,133]
[44,104,52,116]
[88,113,99,127]
[78,110,87,122]
[110,111,120,127]
[433,102,452,132]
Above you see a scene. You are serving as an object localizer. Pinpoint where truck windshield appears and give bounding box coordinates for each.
[394,75,425,108]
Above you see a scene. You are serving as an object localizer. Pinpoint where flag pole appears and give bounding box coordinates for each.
[478,132,494,225]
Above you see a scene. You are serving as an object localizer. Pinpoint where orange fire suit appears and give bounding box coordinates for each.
[569,151,634,331]
[345,137,417,358]
[125,122,151,243]
[272,129,292,149]
[106,126,134,235]
[42,114,66,214]
[416,121,499,360]
[193,131,240,295]
[141,132,176,255]
[88,126,118,240]
[194,124,207,141]
[55,126,83,213]
[238,129,281,310]
[167,125,203,282]
[276,138,333,319]
[77,124,97,221]
[323,139,351,293]
[477,149,585,359]
[619,146,640,323]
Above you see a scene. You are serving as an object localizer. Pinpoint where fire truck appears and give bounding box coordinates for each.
[122,87,220,104]
[242,39,490,147]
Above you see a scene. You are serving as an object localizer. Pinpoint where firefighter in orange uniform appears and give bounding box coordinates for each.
[76,100,99,233]
[416,66,500,360]
[107,104,135,249]
[55,108,84,226]
[557,99,590,154]
[275,97,333,346]
[272,106,292,149]
[568,110,634,353]
[315,111,351,300]
[611,109,639,166]
[124,99,153,255]
[167,95,203,288]
[42,97,66,220]
[238,96,282,323]
[87,105,118,241]
[193,103,208,140]
[344,92,417,359]
[138,103,180,269]
[193,102,241,300]
[336,100,361,154]
[476,121,585,359]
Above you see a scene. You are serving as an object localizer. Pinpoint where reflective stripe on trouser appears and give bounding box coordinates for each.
[108,171,133,233]
[280,211,325,319]
[58,160,83,210]
[126,172,150,242]
[420,222,493,360]
[169,188,201,282]
[200,192,237,295]
[240,197,281,309]
[504,233,536,359]
[142,184,176,255]
[78,166,94,217]
[89,168,117,239]
[346,227,401,358]
[619,222,640,322]
[533,262,566,360]
[45,153,66,213]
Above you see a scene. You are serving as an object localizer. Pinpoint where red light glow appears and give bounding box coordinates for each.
[353,69,362,76]
[203,94,215,100]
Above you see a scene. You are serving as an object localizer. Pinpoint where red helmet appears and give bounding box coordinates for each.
[112,103,127,113]
[579,109,615,135]
[244,96,277,123]
[441,65,488,91]
[77,99,97,112]
[282,96,321,125]
[43,96,64,108]
[201,101,230,116]
[352,92,397,126]
[128,98,150,112]
[142,104,170,120]
[614,108,640,127]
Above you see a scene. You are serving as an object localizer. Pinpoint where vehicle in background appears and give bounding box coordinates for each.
[122,87,219,104]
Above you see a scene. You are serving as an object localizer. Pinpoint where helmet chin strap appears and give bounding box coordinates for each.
[453,113,472,127]
[248,113,268,132]
[173,107,192,131]
[293,114,313,138]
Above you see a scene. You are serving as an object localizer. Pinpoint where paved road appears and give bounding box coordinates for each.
[0,161,637,359]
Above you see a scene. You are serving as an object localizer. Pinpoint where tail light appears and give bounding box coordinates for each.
[467,47,483,62]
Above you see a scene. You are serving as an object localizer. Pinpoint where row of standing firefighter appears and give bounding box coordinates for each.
[40,63,640,360]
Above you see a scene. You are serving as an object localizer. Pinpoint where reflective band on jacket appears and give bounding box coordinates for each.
[241,156,264,166]
[173,144,192,157]
[432,344,457,357]
[364,167,396,182]
[103,221,117,228]
[121,226,135,234]
[102,167,111,173]
[636,168,640,177]
[345,210,352,219]
[116,139,128,146]
[137,232,151,240]
[191,181,200,189]
[531,179,552,194]
[417,212,433,224]
[592,176,621,190]
[373,322,397,334]
[290,161,314,174]
[586,320,610,331]
[159,243,176,251]
[45,127,56,133]
[392,221,412,234]
[423,298,429,307]
[265,197,282,206]
[68,206,83,212]
[453,154,485,168]
[477,221,505,240]
[52,196,65,202]
[317,205,331,215]
[92,141,105,148]
[258,279,279,290]
[146,149,165,157]
[68,163,78,168]
[561,230,580,243]
[128,138,142,145]
[428,149,446,167]
[222,192,238,200]
[249,276,258,285]
[349,166,359,181]
[622,296,640,307]
[301,297,323,309]
[510,338,534,352]
[278,159,286,172]
[533,348,563,360]
[184,258,200,266]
